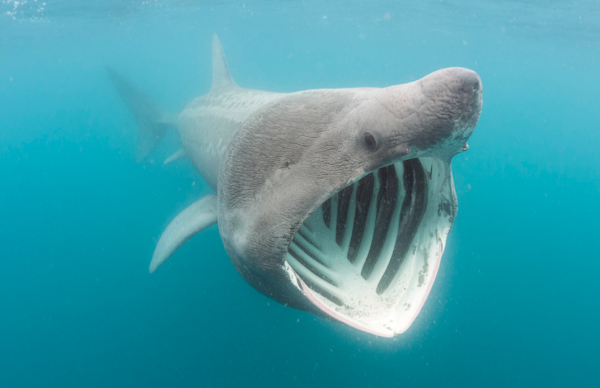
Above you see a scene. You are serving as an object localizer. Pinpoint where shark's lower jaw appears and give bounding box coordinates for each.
[284,157,456,337]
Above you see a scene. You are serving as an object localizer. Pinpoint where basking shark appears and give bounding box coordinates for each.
[107,35,482,337]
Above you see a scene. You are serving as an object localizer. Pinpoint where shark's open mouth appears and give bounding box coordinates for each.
[284,157,456,337]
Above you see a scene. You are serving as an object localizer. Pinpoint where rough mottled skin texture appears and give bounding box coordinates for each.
[178,88,283,190]
[217,68,482,315]
[219,89,364,314]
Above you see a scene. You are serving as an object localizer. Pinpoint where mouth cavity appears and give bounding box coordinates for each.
[284,157,456,337]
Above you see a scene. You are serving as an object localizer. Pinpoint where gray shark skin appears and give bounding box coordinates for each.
[107,35,482,337]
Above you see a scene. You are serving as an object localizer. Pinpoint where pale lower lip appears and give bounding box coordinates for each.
[284,157,454,336]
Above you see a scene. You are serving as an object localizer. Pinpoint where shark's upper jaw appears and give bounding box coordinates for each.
[282,157,455,337]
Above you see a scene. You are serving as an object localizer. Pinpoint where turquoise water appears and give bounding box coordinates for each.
[1,1,599,386]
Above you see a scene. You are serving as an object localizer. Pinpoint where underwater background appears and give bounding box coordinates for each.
[1,0,599,386]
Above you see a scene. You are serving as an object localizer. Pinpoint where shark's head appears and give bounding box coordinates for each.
[218,67,482,337]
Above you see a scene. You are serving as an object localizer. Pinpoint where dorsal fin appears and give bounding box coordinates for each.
[211,34,238,92]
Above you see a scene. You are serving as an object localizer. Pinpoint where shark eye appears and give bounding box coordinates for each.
[362,132,377,151]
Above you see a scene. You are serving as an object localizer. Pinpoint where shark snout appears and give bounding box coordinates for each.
[449,69,482,150]
[454,68,481,94]
[431,67,482,120]
[449,68,482,121]
[410,67,482,156]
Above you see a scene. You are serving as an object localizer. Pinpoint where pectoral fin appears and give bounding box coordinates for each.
[163,149,186,165]
[150,194,218,273]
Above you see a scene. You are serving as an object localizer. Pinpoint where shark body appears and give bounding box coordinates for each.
[108,35,482,337]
